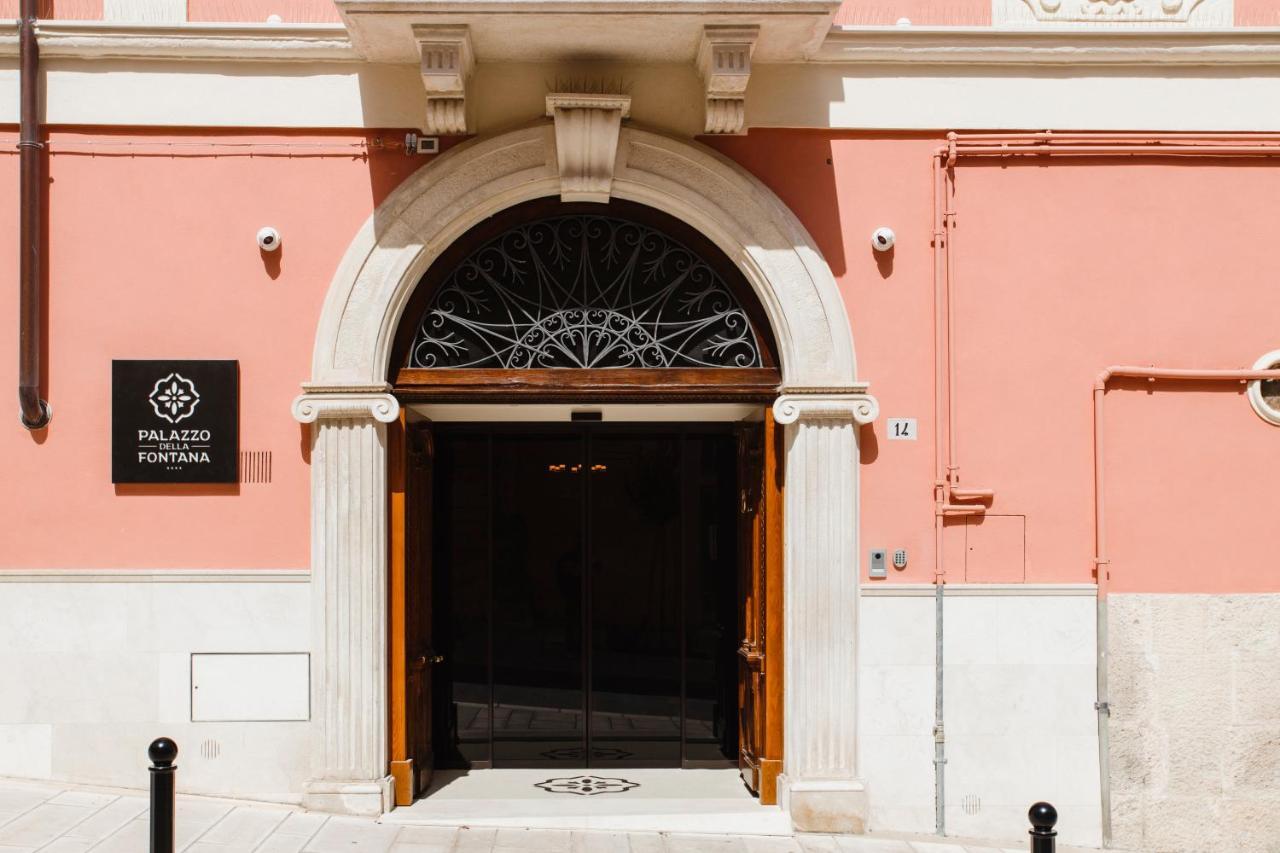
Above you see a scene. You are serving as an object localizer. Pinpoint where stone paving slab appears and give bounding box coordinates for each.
[0,778,1100,853]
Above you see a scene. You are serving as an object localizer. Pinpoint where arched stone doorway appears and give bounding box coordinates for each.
[292,122,878,832]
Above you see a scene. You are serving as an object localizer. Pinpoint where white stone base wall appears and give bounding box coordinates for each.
[0,572,1106,843]
[0,573,311,803]
[859,587,1102,848]
[1109,594,1280,853]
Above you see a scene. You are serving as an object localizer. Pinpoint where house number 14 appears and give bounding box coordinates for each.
[888,418,917,440]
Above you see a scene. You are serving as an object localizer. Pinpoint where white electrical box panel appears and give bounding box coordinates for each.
[191,653,310,722]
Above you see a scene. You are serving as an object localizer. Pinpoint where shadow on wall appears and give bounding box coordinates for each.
[355,67,471,226]
[114,483,240,496]
[702,132,848,278]
[874,244,894,279]
[860,423,880,464]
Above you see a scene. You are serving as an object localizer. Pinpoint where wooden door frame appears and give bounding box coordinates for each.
[386,395,785,804]
[736,409,785,804]
[387,412,413,806]
[758,410,785,804]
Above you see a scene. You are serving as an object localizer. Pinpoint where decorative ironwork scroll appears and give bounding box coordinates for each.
[409,214,763,369]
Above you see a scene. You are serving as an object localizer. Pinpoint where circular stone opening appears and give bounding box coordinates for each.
[1248,349,1280,426]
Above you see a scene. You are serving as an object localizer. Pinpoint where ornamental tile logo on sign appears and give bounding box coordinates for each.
[148,373,201,424]
[112,360,239,484]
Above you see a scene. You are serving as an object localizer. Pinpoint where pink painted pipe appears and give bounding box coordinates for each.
[1092,365,1280,598]
[929,132,1280,588]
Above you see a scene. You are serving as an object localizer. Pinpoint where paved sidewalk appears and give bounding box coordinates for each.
[0,778,1088,853]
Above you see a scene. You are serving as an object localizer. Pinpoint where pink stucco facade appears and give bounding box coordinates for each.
[4,129,1276,594]
[1,130,424,569]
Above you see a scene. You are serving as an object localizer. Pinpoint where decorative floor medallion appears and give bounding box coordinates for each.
[535,775,640,796]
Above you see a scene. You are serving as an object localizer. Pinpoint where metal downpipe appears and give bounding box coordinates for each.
[934,580,946,836]
[931,151,948,838]
[18,0,50,430]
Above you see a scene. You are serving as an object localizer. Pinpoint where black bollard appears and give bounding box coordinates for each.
[1028,801,1058,853]
[148,738,178,853]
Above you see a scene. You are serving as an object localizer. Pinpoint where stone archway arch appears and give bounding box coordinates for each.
[292,121,878,832]
[305,123,857,390]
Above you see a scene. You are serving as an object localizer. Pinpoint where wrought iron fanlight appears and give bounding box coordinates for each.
[408,213,763,370]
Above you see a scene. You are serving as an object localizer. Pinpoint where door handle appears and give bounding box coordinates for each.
[413,654,445,667]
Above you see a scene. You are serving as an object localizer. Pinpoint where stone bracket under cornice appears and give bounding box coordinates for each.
[545,93,632,203]
[698,25,758,135]
[414,24,473,135]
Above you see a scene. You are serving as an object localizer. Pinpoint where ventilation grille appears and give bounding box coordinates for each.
[240,451,273,484]
[199,739,221,760]
[961,794,982,815]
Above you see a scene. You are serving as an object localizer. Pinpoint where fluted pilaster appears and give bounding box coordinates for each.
[293,388,400,815]
[772,390,878,833]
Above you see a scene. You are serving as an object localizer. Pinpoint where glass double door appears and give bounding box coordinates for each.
[431,424,739,769]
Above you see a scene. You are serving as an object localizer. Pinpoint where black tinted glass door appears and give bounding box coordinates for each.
[432,425,738,769]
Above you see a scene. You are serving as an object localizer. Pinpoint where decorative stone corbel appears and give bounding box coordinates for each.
[697,25,758,135]
[545,93,632,203]
[414,25,473,136]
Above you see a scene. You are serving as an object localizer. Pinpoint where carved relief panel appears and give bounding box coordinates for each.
[994,0,1232,25]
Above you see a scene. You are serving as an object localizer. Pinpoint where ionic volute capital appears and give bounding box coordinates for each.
[292,385,401,424]
[772,389,879,426]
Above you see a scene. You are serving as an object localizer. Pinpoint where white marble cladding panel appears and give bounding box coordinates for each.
[858,591,1101,846]
[857,595,936,836]
[1108,593,1280,853]
[0,579,310,802]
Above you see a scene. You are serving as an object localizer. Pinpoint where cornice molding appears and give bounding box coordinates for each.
[335,0,838,63]
[3,21,1280,67]
[4,21,356,61]
[819,26,1280,65]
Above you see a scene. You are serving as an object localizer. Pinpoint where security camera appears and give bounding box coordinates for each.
[257,227,281,252]
[871,227,896,252]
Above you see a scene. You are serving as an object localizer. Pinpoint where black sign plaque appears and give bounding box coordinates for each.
[112,360,239,484]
